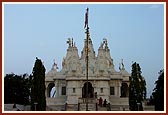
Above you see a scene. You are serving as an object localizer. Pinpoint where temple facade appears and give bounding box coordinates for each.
[45,34,130,111]
[45,8,130,111]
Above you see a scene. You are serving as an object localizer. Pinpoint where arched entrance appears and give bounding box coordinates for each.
[120,83,129,97]
[47,83,55,98]
[82,82,94,98]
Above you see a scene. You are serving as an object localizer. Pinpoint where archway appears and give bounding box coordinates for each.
[47,83,55,98]
[120,83,128,97]
[82,82,94,98]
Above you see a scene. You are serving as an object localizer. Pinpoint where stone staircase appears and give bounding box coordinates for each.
[98,106,107,111]
[77,98,112,111]
[66,104,78,111]
[79,103,97,111]
[78,98,97,111]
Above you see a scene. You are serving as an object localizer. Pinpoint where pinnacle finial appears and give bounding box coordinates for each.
[121,59,125,69]
[72,38,74,47]
[52,59,58,70]
[103,38,109,49]
[67,38,71,47]
[101,38,109,49]
[67,38,75,47]
[119,63,121,70]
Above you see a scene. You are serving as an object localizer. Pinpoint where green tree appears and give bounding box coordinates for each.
[152,69,164,111]
[129,62,146,111]
[4,73,31,105]
[31,57,46,111]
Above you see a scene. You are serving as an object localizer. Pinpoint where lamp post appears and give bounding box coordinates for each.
[34,102,38,111]
[137,102,140,111]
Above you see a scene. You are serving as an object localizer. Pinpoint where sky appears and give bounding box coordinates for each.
[3,3,164,98]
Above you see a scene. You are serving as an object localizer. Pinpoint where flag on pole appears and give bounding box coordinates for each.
[84,8,89,29]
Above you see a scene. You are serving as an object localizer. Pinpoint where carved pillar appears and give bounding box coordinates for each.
[118,82,121,97]
[54,80,59,97]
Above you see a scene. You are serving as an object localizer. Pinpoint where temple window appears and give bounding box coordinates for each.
[100,88,103,93]
[73,88,76,93]
[110,87,115,95]
[62,87,66,95]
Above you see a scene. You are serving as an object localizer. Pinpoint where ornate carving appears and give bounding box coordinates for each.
[67,38,75,47]
[103,38,108,49]
[67,38,72,47]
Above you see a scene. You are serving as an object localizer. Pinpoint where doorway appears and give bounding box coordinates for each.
[82,82,94,98]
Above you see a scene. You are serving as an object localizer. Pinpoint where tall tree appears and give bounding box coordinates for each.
[4,73,31,105]
[129,62,146,111]
[31,57,46,111]
[152,69,164,111]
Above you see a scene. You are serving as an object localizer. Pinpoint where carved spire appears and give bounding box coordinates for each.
[81,8,95,59]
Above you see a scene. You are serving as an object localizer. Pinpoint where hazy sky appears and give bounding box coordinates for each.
[4,3,164,97]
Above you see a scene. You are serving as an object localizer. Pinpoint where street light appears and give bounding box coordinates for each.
[137,102,140,111]
[34,102,38,111]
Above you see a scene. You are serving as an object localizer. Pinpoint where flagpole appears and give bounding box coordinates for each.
[85,28,88,111]
[85,8,89,111]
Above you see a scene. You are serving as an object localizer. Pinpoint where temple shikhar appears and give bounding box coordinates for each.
[45,8,130,111]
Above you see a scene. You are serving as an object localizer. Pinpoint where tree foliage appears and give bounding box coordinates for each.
[31,57,46,111]
[152,69,164,111]
[4,73,32,105]
[129,62,146,111]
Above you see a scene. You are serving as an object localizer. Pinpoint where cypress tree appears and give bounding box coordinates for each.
[31,57,46,111]
[152,70,164,111]
[129,62,146,111]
